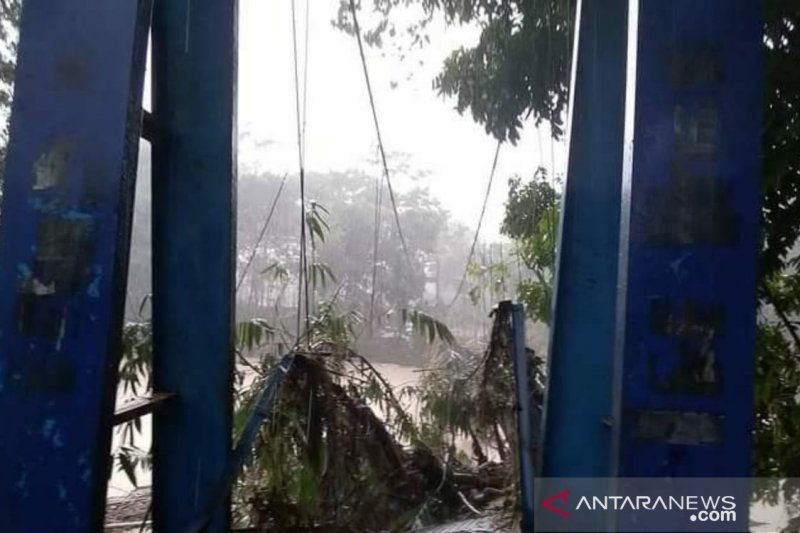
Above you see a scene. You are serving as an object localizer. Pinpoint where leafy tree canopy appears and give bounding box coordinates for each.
[337,0,573,143]
[500,168,558,324]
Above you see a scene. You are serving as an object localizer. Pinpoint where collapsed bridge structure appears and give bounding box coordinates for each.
[0,0,761,532]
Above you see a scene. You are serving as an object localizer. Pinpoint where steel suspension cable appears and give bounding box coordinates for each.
[447,140,502,309]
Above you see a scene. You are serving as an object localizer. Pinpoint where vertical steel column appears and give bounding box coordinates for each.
[508,302,535,533]
[541,0,629,477]
[0,1,150,530]
[612,0,761,484]
[151,1,237,531]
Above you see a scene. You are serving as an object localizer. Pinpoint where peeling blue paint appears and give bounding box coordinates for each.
[615,0,760,483]
[16,471,27,490]
[41,419,55,438]
[0,1,177,530]
[86,276,101,298]
[16,264,32,286]
[61,210,93,221]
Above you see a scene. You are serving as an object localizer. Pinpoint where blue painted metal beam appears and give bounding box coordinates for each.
[508,302,535,533]
[0,1,151,530]
[612,0,762,482]
[150,0,238,530]
[541,0,629,478]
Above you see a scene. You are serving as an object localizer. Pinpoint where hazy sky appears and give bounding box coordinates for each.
[236,0,567,240]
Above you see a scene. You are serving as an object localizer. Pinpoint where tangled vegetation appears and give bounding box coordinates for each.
[114,299,542,531]
[111,196,544,531]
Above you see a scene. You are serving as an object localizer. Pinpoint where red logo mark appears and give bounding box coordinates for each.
[542,489,571,518]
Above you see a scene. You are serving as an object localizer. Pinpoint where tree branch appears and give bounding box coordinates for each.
[762,282,800,353]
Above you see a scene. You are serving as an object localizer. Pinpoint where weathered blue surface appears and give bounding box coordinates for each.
[614,0,761,483]
[150,0,237,531]
[0,1,151,530]
[509,303,535,532]
[542,0,628,478]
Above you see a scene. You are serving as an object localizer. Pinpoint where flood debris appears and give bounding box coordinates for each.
[234,349,467,531]
[106,305,541,532]
[231,305,543,532]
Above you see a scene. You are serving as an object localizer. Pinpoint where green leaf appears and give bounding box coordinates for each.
[401,308,454,345]
[118,450,138,488]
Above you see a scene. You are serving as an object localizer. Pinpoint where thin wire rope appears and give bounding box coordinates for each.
[236,173,289,293]
[302,0,313,316]
[368,146,385,335]
[536,125,546,236]
[348,0,413,268]
[543,2,558,320]
[447,140,502,309]
[301,0,310,162]
[291,0,311,341]
[562,0,573,207]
